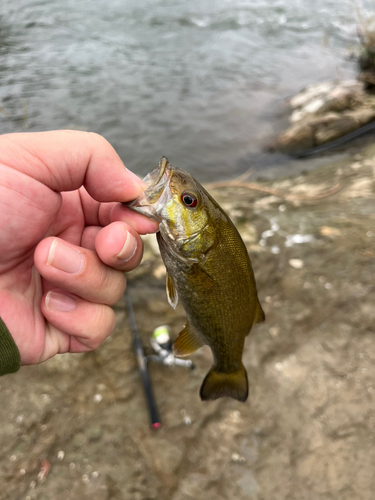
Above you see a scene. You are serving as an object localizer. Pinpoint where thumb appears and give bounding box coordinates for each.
[0,131,145,203]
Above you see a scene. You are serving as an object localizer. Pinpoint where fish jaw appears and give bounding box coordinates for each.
[124,157,172,222]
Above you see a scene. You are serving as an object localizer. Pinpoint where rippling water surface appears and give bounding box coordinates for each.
[0,0,362,179]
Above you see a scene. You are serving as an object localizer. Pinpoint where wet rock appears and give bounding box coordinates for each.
[288,258,304,269]
[272,122,314,153]
[319,226,341,238]
[269,80,375,154]
[290,81,362,122]
[359,70,375,86]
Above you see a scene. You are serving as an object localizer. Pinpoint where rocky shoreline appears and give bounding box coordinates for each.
[268,80,375,156]
[0,145,374,500]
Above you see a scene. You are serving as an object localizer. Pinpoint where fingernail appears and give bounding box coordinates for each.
[45,291,76,312]
[116,232,137,261]
[47,240,84,274]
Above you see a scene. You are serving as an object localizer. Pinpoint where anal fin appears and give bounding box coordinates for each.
[166,272,178,309]
[173,322,205,357]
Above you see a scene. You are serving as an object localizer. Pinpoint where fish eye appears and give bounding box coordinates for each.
[181,192,198,208]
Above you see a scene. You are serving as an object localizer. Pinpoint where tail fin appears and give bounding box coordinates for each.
[200,364,248,402]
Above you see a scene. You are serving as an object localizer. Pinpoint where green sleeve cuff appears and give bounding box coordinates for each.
[0,317,21,376]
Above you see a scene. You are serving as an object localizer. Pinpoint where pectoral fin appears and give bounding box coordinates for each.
[173,322,205,357]
[166,272,178,309]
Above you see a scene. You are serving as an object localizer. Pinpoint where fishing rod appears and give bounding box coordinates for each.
[125,288,161,430]
[291,120,375,158]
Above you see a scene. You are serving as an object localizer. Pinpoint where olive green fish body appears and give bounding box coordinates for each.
[126,158,264,402]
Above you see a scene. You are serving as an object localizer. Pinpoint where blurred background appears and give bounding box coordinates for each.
[0,0,363,179]
[1,1,375,500]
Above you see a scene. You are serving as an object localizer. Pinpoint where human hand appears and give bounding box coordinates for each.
[0,131,158,365]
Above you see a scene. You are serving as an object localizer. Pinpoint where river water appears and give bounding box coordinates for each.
[0,0,364,180]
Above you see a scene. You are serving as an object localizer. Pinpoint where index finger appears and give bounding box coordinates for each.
[0,130,145,203]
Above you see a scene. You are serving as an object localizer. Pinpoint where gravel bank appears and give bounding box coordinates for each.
[1,145,374,500]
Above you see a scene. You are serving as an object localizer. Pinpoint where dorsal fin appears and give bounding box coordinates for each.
[166,272,178,309]
[173,322,205,357]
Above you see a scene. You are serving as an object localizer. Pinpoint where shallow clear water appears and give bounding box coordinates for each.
[0,0,363,180]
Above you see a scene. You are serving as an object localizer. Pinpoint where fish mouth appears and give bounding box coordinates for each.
[124,157,172,221]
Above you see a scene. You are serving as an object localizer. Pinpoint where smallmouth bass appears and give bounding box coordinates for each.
[126,157,264,402]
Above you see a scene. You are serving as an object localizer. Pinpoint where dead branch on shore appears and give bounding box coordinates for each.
[206,174,342,201]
